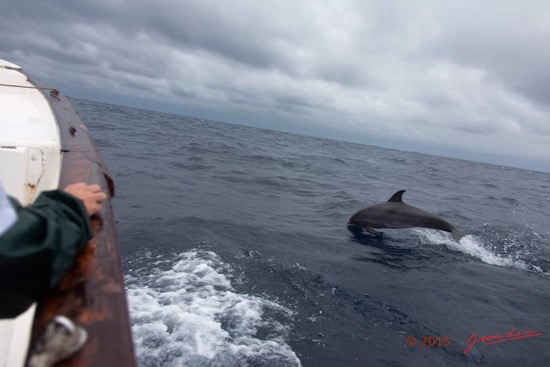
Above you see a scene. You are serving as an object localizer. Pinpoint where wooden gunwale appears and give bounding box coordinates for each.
[26,76,136,366]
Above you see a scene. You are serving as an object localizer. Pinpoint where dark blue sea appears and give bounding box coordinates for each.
[73,98,550,367]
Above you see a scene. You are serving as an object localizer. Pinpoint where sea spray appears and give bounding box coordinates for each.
[127,250,301,367]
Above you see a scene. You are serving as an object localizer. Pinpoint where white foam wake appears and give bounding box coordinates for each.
[412,229,529,270]
[126,250,301,367]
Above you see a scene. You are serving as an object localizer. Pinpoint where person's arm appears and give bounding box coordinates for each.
[0,184,106,300]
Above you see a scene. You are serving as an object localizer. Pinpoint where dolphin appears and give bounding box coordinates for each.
[347,190,466,242]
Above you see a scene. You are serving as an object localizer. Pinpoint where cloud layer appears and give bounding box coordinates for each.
[2,0,550,171]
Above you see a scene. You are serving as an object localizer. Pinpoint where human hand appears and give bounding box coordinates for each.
[63,183,108,216]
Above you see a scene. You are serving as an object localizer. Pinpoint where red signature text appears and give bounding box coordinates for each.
[464,326,543,355]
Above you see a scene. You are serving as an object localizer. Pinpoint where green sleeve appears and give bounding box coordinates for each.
[0,190,92,300]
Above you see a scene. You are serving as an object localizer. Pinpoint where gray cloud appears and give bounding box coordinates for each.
[1,0,550,171]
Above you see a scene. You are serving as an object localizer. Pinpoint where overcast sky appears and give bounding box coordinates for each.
[2,0,549,172]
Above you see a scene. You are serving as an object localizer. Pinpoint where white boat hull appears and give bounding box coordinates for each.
[0,59,61,205]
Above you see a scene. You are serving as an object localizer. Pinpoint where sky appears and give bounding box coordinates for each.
[1,0,550,172]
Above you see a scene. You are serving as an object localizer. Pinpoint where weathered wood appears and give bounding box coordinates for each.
[28,78,135,366]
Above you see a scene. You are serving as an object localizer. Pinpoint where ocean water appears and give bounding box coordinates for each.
[73,98,550,367]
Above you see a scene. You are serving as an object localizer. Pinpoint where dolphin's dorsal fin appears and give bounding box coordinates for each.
[387,190,406,202]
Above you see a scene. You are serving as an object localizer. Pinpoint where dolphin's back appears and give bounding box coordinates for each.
[395,203,455,231]
[353,202,454,232]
